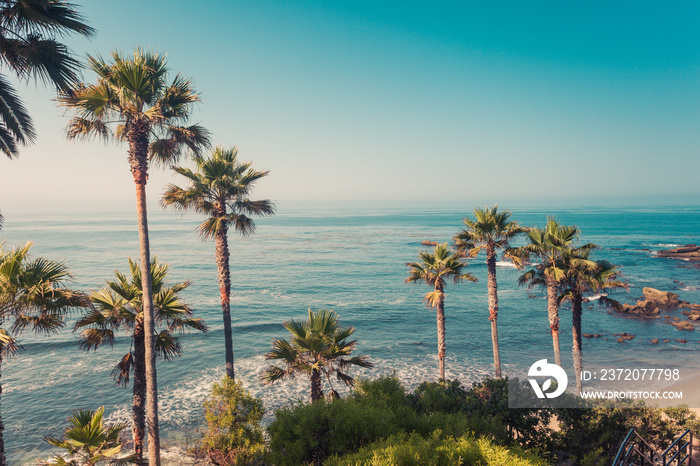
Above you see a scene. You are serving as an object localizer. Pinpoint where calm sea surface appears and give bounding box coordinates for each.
[2,206,700,464]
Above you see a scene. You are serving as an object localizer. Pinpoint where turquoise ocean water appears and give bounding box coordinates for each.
[2,206,700,464]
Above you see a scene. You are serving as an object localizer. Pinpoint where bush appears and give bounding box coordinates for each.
[199,377,265,465]
[325,431,549,466]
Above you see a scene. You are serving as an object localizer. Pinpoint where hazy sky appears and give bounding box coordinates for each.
[2,1,699,212]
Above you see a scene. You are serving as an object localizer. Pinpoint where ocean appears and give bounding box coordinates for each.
[2,206,699,464]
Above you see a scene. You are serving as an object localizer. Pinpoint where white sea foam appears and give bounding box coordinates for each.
[656,244,681,247]
[496,261,517,268]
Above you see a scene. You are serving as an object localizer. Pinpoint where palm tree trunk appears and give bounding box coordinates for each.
[436,280,446,381]
[486,245,502,378]
[546,275,562,367]
[0,355,5,466]
[572,293,583,395]
[132,319,146,461]
[310,368,323,402]
[129,122,160,465]
[214,224,235,380]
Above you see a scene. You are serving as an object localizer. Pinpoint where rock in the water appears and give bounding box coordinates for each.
[583,334,602,338]
[675,339,688,344]
[620,300,660,317]
[651,339,659,344]
[670,321,695,331]
[689,314,700,321]
[657,244,700,260]
[663,339,670,343]
[616,337,626,343]
[642,287,680,307]
[613,333,635,340]
[680,302,700,311]
[421,240,438,246]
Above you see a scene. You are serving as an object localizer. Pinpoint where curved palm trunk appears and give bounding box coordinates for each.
[546,275,562,367]
[436,280,446,381]
[1,355,5,466]
[310,368,323,402]
[486,245,502,378]
[571,292,583,395]
[214,223,235,379]
[129,122,160,465]
[132,319,146,460]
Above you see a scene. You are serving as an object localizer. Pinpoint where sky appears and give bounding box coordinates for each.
[1,0,699,213]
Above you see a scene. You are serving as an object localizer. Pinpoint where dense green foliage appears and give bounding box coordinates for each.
[325,431,548,466]
[266,376,549,465]
[199,377,266,465]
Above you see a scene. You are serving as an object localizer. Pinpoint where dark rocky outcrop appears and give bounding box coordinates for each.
[671,321,694,331]
[657,244,700,260]
[619,299,660,317]
[651,338,659,344]
[583,334,602,338]
[613,333,635,340]
[643,287,680,307]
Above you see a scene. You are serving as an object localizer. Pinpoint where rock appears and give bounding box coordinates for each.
[663,339,670,343]
[680,302,700,311]
[421,240,438,246]
[620,300,660,317]
[672,316,681,322]
[651,339,659,344]
[603,338,608,340]
[616,337,626,343]
[670,321,695,331]
[583,334,602,338]
[675,339,688,344]
[643,287,680,307]
[657,244,700,260]
[685,313,700,321]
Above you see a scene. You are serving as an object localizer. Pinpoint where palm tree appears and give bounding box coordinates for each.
[162,146,274,380]
[518,218,585,367]
[59,49,210,465]
[75,257,206,461]
[453,205,525,378]
[406,243,476,381]
[261,309,373,402]
[559,247,627,394]
[0,241,90,466]
[41,406,138,465]
[0,0,94,158]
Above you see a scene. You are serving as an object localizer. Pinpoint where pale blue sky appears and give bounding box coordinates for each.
[2,1,699,212]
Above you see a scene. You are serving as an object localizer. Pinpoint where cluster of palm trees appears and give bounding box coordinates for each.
[2,5,276,459]
[407,206,627,395]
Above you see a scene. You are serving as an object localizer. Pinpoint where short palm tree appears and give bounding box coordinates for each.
[406,243,476,381]
[59,48,210,465]
[0,0,94,158]
[75,258,206,461]
[261,309,373,402]
[162,146,274,380]
[0,241,89,466]
[518,219,586,367]
[453,205,525,378]
[40,406,137,465]
[559,247,627,394]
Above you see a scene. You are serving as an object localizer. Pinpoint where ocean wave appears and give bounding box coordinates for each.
[496,261,517,268]
[656,244,681,247]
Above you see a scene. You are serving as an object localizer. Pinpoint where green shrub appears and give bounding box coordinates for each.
[325,431,549,466]
[199,377,265,465]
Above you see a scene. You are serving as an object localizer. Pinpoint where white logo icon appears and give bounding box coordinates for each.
[528,359,568,399]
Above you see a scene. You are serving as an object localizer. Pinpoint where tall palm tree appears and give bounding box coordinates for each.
[75,257,206,461]
[453,205,525,378]
[162,146,274,380]
[559,247,626,394]
[406,243,476,381]
[518,219,585,367]
[0,241,89,466]
[0,0,94,158]
[261,309,373,402]
[59,49,210,465]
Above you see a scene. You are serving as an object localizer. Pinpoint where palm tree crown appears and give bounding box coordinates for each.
[162,146,274,239]
[261,309,373,402]
[0,0,94,158]
[59,48,210,172]
[162,145,274,381]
